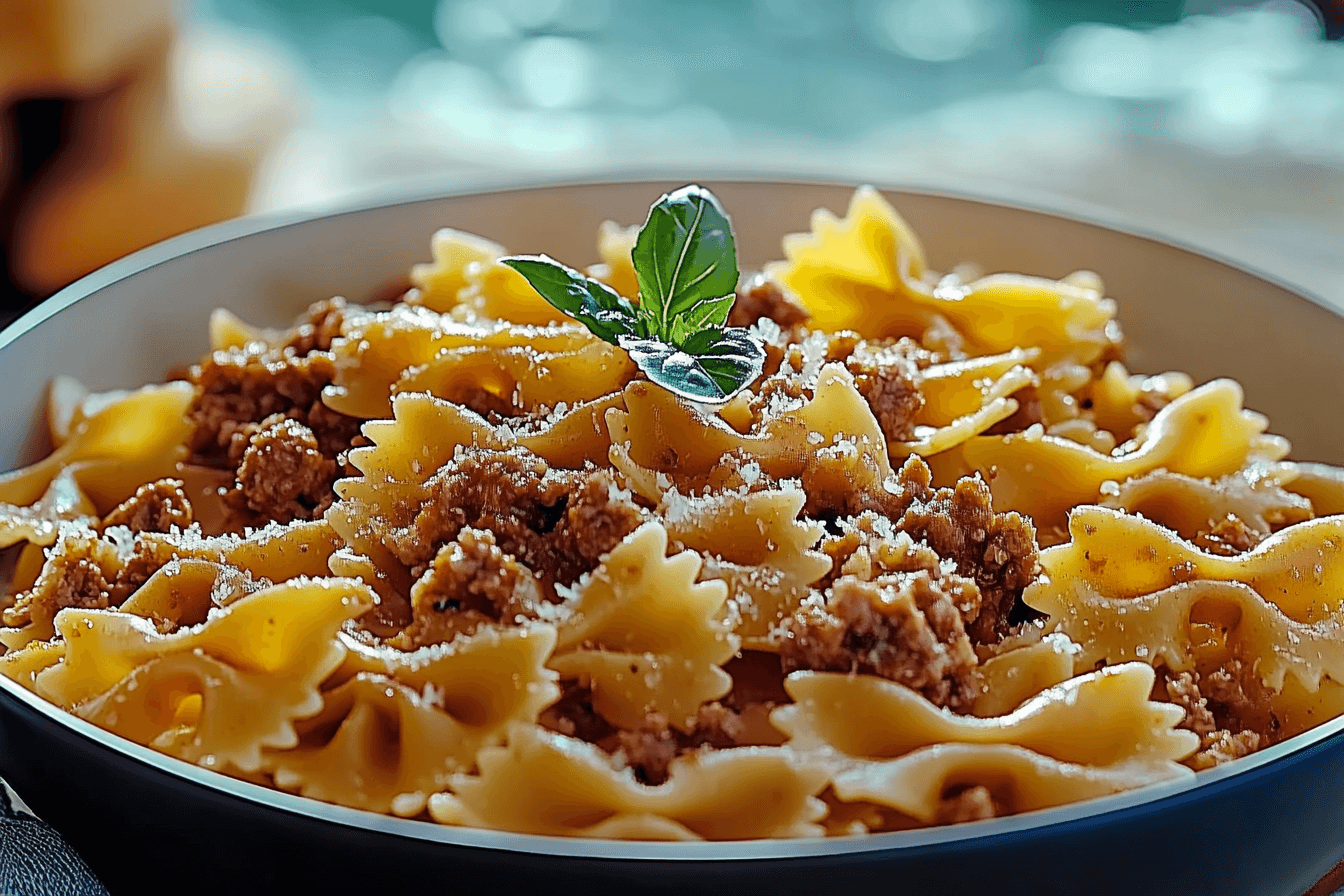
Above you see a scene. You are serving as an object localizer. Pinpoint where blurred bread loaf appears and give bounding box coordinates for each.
[0,1,297,301]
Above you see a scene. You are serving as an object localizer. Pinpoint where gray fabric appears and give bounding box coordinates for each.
[0,782,107,896]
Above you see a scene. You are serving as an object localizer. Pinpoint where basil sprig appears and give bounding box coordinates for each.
[501,185,765,404]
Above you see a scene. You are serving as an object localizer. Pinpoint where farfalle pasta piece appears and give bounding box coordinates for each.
[336,623,560,748]
[408,228,564,325]
[586,220,639,300]
[429,723,829,840]
[331,391,620,581]
[325,304,631,420]
[269,673,476,814]
[830,744,1192,825]
[0,640,65,692]
[550,523,738,731]
[393,338,633,419]
[774,664,1196,766]
[895,352,1037,457]
[1086,362,1194,440]
[0,468,98,549]
[970,633,1080,718]
[407,228,508,312]
[1031,577,1344,701]
[767,186,1116,365]
[661,487,829,647]
[0,381,193,513]
[1033,505,1344,624]
[1286,462,1344,517]
[930,379,1290,539]
[608,363,892,506]
[1027,508,1344,696]
[1100,467,1312,545]
[137,518,343,583]
[37,576,374,772]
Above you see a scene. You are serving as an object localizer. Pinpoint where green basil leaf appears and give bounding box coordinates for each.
[618,327,764,405]
[631,185,739,340]
[500,254,637,345]
[668,294,736,347]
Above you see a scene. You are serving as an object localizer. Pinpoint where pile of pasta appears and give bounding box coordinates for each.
[3,185,1344,840]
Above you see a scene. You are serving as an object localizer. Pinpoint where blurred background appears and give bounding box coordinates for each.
[1,0,1341,327]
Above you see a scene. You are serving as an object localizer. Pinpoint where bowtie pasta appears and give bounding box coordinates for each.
[3,185,1341,840]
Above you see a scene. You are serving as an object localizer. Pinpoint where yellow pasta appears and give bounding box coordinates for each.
[550,523,737,730]
[41,576,373,772]
[3,183,1342,842]
[661,487,829,647]
[829,745,1191,824]
[430,723,829,840]
[775,664,1196,765]
[929,379,1289,539]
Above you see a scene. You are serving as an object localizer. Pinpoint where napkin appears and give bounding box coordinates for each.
[0,780,107,896]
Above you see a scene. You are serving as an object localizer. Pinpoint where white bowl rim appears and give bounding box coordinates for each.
[2,173,1342,862]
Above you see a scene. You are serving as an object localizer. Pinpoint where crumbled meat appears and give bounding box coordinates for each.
[803,456,1038,641]
[728,273,810,330]
[934,785,1002,824]
[746,376,808,427]
[539,683,619,743]
[2,535,122,631]
[455,387,515,421]
[894,462,1039,643]
[282,298,349,356]
[404,450,641,588]
[101,479,193,534]
[780,572,978,709]
[1163,668,1265,770]
[801,449,940,521]
[540,684,763,786]
[551,470,646,573]
[845,344,925,441]
[817,512,984,626]
[395,528,544,648]
[1193,514,1263,556]
[611,704,747,786]
[985,385,1044,435]
[230,415,340,523]
[186,346,361,469]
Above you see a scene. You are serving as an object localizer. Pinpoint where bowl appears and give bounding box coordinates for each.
[2,179,1344,896]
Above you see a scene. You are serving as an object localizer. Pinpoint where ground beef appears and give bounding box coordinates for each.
[551,470,646,572]
[185,346,361,469]
[1193,513,1263,556]
[934,785,1002,824]
[539,683,619,744]
[746,376,808,427]
[404,450,642,588]
[100,479,193,534]
[2,535,123,630]
[281,298,349,356]
[894,465,1039,643]
[540,665,782,787]
[396,528,545,648]
[780,572,978,709]
[728,273,810,330]
[230,415,340,523]
[455,387,516,422]
[985,385,1044,435]
[1163,668,1264,770]
[803,456,1038,641]
[845,344,924,441]
[610,704,746,786]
